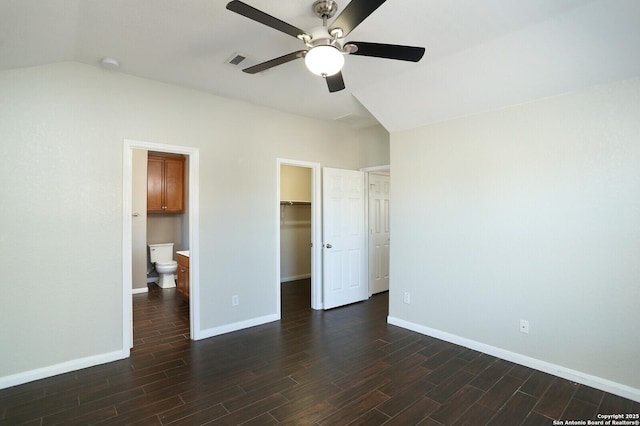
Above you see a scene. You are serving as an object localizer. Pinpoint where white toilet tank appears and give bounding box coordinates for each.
[149,243,174,263]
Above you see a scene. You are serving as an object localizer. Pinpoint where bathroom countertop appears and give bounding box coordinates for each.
[176,250,190,258]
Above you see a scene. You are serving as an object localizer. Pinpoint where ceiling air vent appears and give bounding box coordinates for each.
[225,53,259,70]
[228,54,246,66]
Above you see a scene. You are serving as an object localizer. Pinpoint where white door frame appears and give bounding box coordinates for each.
[276,159,323,312]
[361,165,390,297]
[122,139,201,355]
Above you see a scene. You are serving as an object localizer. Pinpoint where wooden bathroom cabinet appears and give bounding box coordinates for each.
[147,154,185,213]
[177,253,190,300]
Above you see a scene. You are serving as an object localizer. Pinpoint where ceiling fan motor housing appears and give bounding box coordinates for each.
[312,0,339,19]
[305,26,343,49]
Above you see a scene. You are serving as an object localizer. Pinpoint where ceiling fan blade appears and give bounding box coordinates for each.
[242,50,306,74]
[326,71,346,93]
[329,0,387,38]
[226,1,309,39]
[345,42,425,62]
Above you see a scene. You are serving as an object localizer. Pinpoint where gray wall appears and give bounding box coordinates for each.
[389,77,640,395]
[0,62,390,383]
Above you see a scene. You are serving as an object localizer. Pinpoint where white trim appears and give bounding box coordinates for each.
[132,287,149,295]
[362,165,390,298]
[0,350,126,390]
[276,159,323,312]
[123,139,201,349]
[197,314,280,340]
[122,144,134,354]
[280,273,312,283]
[361,164,390,173]
[387,316,640,403]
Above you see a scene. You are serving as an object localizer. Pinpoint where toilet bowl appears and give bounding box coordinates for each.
[149,243,178,289]
[154,260,178,288]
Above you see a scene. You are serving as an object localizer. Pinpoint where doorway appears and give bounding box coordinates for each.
[144,151,189,292]
[368,171,390,295]
[276,159,322,314]
[363,165,391,296]
[275,161,391,313]
[122,140,200,355]
[279,165,312,311]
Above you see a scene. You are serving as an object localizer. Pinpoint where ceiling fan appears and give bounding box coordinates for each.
[226,0,425,93]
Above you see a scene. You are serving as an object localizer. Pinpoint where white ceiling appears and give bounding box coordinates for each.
[1,0,639,131]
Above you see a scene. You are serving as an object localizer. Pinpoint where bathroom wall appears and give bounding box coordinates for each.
[131,149,148,291]
[147,215,183,263]
[280,166,312,282]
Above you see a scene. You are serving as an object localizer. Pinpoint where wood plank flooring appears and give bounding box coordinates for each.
[1,280,638,425]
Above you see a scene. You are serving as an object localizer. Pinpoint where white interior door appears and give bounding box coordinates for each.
[322,167,367,309]
[369,173,390,294]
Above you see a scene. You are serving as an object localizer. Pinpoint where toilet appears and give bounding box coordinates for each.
[148,243,178,288]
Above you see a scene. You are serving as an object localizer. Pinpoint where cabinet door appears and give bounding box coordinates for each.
[177,265,186,296]
[164,158,185,213]
[147,157,165,213]
[176,254,189,300]
[183,266,190,300]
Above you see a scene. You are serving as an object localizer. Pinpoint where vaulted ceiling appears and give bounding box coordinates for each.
[2,0,639,131]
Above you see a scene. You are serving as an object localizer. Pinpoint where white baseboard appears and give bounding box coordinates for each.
[132,287,148,295]
[387,316,640,403]
[280,274,311,283]
[1,313,279,390]
[0,350,127,390]
[195,314,280,341]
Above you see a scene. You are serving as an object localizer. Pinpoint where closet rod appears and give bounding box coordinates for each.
[280,200,311,206]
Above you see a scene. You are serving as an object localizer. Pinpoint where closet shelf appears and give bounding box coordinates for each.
[280,200,311,205]
[280,200,311,225]
[281,220,312,226]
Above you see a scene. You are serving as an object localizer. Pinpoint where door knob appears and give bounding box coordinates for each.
[326,244,332,248]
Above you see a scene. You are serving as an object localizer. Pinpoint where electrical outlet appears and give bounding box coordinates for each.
[232,295,239,306]
[520,319,529,334]
[403,292,411,304]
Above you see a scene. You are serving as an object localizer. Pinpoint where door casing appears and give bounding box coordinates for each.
[122,139,200,354]
[276,159,322,312]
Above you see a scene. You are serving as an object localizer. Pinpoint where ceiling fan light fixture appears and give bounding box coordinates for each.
[225,0,426,92]
[304,45,344,77]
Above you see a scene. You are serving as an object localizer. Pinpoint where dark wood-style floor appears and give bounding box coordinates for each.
[1,280,638,425]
